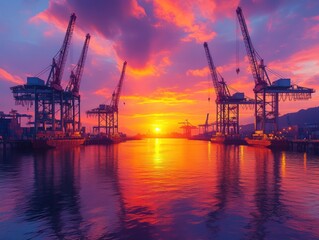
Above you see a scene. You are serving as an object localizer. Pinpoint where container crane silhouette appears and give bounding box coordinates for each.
[179,119,197,138]
[87,61,127,137]
[204,42,254,136]
[64,33,91,133]
[236,7,314,134]
[11,13,78,138]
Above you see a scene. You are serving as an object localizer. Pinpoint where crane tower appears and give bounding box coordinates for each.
[236,7,314,133]
[64,33,91,133]
[204,42,254,136]
[87,61,127,137]
[11,13,89,139]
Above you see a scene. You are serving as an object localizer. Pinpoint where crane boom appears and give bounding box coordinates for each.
[204,42,230,101]
[66,33,90,96]
[236,7,270,91]
[111,61,127,110]
[47,13,77,90]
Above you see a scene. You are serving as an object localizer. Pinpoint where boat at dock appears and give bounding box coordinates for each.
[84,133,129,145]
[189,133,212,141]
[210,133,246,145]
[32,132,85,149]
[245,131,289,149]
[32,137,85,149]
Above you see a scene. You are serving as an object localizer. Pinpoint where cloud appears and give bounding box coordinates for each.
[152,0,218,43]
[268,44,319,82]
[0,68,24,84]
[304,15,319,39]
[30,0,184,72]
[93,88,112,98]
[187,67,209,77]
[30,0,242,74]
[123,87,195,105]
[131,112,188,118]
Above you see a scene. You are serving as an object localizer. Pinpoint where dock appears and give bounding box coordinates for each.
[290,139,319,153]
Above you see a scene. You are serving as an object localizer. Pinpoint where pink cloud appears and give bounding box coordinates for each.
[0,68,24,85]
[187,67,209,77]
[268,44,319,81]
[93,88,112,98]
[152,0,218,43]
[30,0,184,73]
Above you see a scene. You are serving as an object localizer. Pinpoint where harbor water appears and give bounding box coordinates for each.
[0,138,319,239]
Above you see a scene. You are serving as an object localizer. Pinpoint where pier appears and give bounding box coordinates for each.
[290,139,319,153]
[0,139,32,149]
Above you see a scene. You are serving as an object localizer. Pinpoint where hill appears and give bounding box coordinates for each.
[240,106,319,135]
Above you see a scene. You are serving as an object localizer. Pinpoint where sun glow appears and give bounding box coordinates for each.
[155,127,161,133]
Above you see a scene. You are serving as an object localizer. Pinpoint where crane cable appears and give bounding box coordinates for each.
[236,15,240,75]
[34,48,62,78]
[207,70,211,103]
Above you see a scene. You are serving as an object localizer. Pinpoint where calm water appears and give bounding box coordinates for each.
[0,138,319,240]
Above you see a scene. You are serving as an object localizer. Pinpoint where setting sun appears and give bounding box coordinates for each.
[154,127,161,133]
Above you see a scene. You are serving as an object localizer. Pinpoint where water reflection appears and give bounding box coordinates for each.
[244,149,286,239]
[22,148,85,239]
[1,140,319,239]
[207,145,242,238]
[92,144,157,240]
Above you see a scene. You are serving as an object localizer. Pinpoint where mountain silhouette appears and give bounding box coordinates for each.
[240,106,319,135]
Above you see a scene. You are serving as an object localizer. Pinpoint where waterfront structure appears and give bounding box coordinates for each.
[87,61,127,137]
[203,42,254,141]
[236,7,314,134]
[10,14,90,141]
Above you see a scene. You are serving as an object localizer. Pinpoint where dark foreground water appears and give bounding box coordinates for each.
[0,138,319,240]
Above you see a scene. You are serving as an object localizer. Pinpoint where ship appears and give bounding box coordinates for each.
[32,131,85,149]
[210,132,246,145]
[189,133,212,141]
[84,132,129,145]
[245,131,289,149]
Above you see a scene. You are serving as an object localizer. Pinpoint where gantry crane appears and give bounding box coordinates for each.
[64,33,91,133]
[236,7,314,133]
[0,110,32,140]
[204,42,254,136]
[0,110,32,124]
[179,119,197,138]
[11,13,77,138]
[197,113,215,136]
[87,61,127,137]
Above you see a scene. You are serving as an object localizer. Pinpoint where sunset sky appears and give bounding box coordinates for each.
[0,0,318,135]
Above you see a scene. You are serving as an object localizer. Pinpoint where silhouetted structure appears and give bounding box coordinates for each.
[236,7,314,134]
[87,61,127,137]
[64,33,90,133]
[0,110,31,140]
[179,120,197,138]
[10,14,90,139]
[204,42,254,136]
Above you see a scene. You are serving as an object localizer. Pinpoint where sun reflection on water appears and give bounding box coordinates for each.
[281,151,286,177]
[153,138,162,167]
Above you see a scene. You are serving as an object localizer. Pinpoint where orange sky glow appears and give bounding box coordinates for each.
[0,0,318,135]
